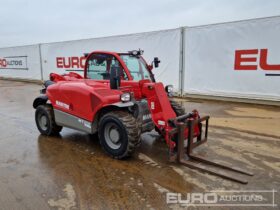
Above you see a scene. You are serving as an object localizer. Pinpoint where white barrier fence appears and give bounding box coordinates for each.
[184,16,280,101]
[0,16,279,102]
[0,45,42,80]
[40,29,181,91]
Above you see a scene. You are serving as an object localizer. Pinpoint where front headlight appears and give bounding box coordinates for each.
[120,93,131,102]
[165,85,173,93]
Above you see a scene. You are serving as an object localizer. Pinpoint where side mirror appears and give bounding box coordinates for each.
[110,65,121,89]
[153,57,160,68]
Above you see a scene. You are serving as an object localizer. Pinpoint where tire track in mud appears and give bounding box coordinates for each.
[137,152,210,190]
[137,152,238,193]
[138,153,162,168]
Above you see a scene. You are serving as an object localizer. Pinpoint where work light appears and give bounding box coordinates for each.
[120,93,131,102]
[165,85,173,93]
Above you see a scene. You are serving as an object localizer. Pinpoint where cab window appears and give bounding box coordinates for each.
[86,54,128,80]
[120,55,152,81]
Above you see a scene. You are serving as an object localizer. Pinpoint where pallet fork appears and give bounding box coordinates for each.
[169,115,253,184]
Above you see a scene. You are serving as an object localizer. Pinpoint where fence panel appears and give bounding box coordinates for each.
[0,45,42,80]
[183,17,280,101]
[40,29,181,91]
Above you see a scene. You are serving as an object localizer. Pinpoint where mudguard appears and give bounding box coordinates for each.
[33,95,48,109]
[112,101,134,107]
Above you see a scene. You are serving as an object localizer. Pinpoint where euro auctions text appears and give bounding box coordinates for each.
[166,190,277,207]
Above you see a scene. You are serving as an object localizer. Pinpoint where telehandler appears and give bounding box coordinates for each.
[33,49,253,183]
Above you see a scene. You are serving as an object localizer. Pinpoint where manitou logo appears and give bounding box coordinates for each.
[56,56,86,69]
[234,49,280,71]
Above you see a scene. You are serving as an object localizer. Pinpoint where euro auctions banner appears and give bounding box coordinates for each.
[184,16,280,101]
[0,45,41,80]
[40,29,181,91]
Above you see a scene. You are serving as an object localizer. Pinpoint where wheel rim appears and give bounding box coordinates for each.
[104,122,121,150]
[38,114,48,131]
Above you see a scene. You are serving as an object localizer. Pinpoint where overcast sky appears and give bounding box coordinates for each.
[0,0,279,48]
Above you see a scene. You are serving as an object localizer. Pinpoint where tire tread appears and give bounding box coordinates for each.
[98,111,140,159]
[35,104,62,136]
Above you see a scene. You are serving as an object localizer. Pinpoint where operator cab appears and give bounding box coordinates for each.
[85,50,158,82]
[86,53,125,80]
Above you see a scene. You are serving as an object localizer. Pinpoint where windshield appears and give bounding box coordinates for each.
[120,55,152,81]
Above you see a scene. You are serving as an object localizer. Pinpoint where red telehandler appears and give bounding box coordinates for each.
[33,50,253,183]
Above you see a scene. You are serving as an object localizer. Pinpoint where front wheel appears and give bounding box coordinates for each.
[169,99,185,116]
[98,111,140,159]
[35,105,62,136]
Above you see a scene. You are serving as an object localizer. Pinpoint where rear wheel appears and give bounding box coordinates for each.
[98,111,140,159]
[35,105,62,136]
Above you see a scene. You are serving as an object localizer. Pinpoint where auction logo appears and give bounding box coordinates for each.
[166,190,277,207]
[0,56,28,70]
[56,56,86,72]
[234,49,280,76]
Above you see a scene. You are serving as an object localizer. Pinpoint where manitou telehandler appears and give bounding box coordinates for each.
[33,49,253,183]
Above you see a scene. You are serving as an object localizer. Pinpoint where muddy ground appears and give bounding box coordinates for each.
[0,80,279,210]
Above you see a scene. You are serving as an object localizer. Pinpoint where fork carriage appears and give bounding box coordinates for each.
[168,114,253,184]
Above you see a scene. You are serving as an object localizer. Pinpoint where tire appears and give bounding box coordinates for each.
[155,99,185,135]
[169,99,185,116]
[98,111,140,159]
[35,105,62,136]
